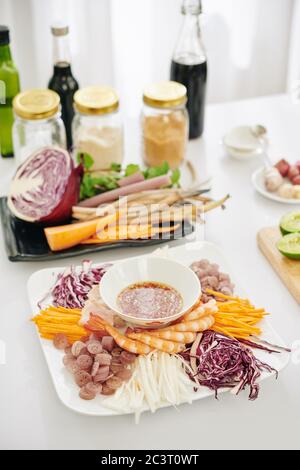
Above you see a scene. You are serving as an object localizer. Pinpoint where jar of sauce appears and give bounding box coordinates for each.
[142,81,188,169]
[72,86,124,171]
[12,89,66,164]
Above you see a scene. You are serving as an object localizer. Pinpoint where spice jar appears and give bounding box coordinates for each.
[142,81,188,169]
[72,86,123,171]
[12,89,66,163]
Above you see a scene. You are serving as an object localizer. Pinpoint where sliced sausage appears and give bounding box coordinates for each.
[101,385,115,396]
[79,386,96,400]
[106,376,123,390]
[101,336,115,352]
[95,353,112,366]
[71,340,87,357]
[85,381,102,395]
[93,365,110,383]
[53,333,69,350]
[116,368,132,381]
[77,347,89,357]
[62,354,74,366]
[74,370,92,387]
[91,361,100,377]
[119,351,136,365]
[76,354,93,370]
[87,341,103,355]
[111,362,124,374]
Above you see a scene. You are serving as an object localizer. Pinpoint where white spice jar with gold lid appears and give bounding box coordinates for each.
[142,81,188,170]
[72,86,124,171]
[12,89,66,164]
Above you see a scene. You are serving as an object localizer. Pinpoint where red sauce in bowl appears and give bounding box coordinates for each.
[117,282,183,319]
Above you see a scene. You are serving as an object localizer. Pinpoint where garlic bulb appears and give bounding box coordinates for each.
[264,168,283,192]
[292,185,300,199]
[278,183,294,199]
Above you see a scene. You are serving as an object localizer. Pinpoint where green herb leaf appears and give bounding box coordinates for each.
[110,162,122,172]
[80,173,97,199]
[171,168,181,186]
[90,175,119,191]
[143,161,169,179]
[77,152,94,170]
[125,163,140,177]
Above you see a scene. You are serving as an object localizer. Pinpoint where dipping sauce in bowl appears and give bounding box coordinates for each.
[117,281,183,319]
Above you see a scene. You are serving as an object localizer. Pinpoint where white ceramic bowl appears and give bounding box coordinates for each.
[99,256,201,327]
[222,125,263,160]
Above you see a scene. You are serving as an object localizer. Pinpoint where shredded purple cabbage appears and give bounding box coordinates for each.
[39,260,110,309]
[183,331,278,400]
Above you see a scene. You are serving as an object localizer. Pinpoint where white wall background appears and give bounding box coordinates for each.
[0,0,298,115]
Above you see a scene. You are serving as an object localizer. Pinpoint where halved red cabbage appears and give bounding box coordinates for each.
[8,147,82,224]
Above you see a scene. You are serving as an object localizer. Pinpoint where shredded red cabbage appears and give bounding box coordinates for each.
[182,331,278,400]
[39,260,110,309]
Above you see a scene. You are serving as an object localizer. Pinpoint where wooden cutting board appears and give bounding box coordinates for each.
[257,226,300,304]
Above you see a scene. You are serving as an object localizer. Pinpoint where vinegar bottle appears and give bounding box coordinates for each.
[48,23,79,149]
[170,0,207,139]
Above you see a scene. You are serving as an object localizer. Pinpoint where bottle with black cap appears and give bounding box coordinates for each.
[0,25,20,157]
[48,22,79,150]
[170,0,207,139]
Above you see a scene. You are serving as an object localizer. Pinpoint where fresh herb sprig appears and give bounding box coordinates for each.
[77,153,181,201]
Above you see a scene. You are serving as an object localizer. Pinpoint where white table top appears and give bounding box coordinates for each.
[1,94,300,450]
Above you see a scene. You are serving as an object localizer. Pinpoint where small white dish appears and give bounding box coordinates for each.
[99,256,201,327]
[223,126,263,160]
[252,167,300,205]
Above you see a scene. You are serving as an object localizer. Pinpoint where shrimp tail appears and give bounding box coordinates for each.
[85,313,106,331]
[87,314,152,355]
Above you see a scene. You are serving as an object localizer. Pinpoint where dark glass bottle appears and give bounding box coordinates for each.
[48,23,79,149]
[170,0,207,139]
[0,26,20,157]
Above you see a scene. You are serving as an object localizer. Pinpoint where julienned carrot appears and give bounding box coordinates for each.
[44,211,121,251]
[47,306,82,314]
[207,289,251,304]
[32,305,85,343]
[208,290,268,339]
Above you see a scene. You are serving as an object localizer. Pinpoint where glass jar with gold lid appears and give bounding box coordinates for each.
[12,89,66,163]
[72,86,123,171]
[142,81,188,169]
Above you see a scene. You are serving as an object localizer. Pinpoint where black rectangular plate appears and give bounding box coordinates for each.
[0,197,193,262]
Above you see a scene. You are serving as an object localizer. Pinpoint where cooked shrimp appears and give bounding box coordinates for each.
[159,314,215,332]
[182,299,217,321]
[145,330,196,344]
[127,332,186,354]
[86,314,152,355]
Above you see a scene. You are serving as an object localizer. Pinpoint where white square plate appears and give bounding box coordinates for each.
[27,241,290,416]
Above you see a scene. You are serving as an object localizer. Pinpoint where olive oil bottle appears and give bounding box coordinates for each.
[0,26,20,157]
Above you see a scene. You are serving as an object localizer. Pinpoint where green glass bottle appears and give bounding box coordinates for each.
[0,26,20,157]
